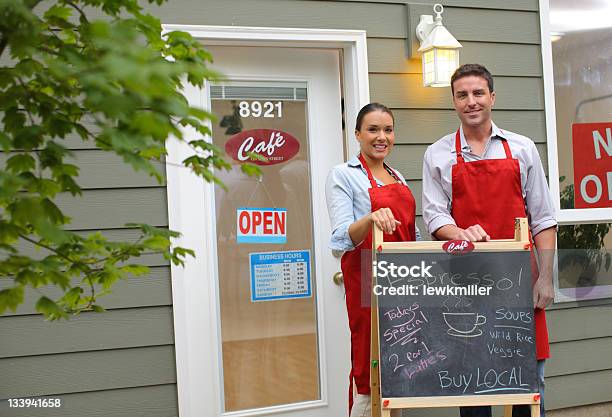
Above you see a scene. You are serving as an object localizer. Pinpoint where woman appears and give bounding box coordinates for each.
[326,103,418,417]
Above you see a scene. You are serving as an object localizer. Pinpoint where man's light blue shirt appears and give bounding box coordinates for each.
[326,155,421,253]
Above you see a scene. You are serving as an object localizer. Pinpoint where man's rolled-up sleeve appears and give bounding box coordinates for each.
[525,142,557,236]
[326,168,357,251]
[422,146,456,236]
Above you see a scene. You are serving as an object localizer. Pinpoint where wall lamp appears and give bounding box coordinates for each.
[415,4,462,87]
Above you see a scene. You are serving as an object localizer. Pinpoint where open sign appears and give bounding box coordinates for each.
[237,208,287,244]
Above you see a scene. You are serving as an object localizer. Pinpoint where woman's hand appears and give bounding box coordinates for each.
[370,208,401,234]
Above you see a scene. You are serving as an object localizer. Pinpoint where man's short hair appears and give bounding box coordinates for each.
[451,64,494,94]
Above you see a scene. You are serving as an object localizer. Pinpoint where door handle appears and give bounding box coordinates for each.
[333,271,344,286]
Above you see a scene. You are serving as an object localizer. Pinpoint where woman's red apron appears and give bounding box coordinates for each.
[450,129,549,360]
[340,154,417,413]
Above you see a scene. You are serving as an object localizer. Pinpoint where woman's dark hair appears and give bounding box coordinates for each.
[355,102,394,131]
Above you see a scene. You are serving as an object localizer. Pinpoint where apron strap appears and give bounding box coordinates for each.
[454,129,465,163]
[501,136,513,159]
[385,165,404,184]
[357,153,401,187]
[358,153,378,188]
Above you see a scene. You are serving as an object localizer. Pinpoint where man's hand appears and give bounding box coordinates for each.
[533,274,554,309]
[434,224,490,241]
[370,208,401,234]
[454,225,491,242]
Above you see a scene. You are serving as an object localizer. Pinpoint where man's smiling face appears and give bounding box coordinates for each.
[452,75,496,130]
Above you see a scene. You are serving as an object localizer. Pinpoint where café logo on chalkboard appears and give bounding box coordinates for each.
[225,129,300,165]
[442,240,475,255]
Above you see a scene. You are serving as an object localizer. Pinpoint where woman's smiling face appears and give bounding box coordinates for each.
[355,110,395,163]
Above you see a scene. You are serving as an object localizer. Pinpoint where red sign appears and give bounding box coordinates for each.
[236,208,287,244]
[442,240,475,255]
[225,129,300,165]
[572,123,612,208]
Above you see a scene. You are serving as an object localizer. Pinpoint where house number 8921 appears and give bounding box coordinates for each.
[239,101,282,118]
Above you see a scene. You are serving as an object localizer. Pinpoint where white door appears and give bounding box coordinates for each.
[170,45,351,417]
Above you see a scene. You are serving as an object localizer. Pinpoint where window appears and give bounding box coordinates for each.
[540,0,612,301]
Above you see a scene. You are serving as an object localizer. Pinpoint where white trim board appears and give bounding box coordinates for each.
[163,24,368,159]
[163,25,369,417]
[538,0,612,225]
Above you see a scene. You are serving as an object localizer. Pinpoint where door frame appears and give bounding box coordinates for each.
[162,25,369,417]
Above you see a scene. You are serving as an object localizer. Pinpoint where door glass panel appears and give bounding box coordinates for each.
[211,82,320,412]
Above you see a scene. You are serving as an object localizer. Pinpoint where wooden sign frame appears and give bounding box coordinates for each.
[370,218,540,417]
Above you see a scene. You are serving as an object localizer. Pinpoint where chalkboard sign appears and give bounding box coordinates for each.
[376,250,538,399]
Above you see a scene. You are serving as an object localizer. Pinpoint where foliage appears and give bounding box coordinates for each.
[0,0,256,319]
[557,177,611,281]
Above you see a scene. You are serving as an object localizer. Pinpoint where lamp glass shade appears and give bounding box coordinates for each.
[421,47,459,87]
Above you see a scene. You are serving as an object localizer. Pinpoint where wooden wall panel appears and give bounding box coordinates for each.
[0,385,179,417]
[370,74,544,110]
[0,307,174,357]
[393,110,546,145]
[368,39,543,77]
[0,345,177,398]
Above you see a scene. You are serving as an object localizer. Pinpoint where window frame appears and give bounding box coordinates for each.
[539,0,612,302]
[539,0,612,224]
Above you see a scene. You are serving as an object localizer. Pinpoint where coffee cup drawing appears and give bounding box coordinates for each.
[443,312,487,337]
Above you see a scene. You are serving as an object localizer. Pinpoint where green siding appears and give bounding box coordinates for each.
[0,345,176,398]
[0,385,178,417]
[0,150,164,189]
[56,188,168,230]
[547,305,612,343]
[297,0,539,11]
[2,0,610,415]
[0,267,171,317]
[393,110,547,145]
[0,307,173,357]
[547,370,612,410]
[149,0,407,38]
[367,39,543,76]
[547,338,612,377]
[370,75,544,110]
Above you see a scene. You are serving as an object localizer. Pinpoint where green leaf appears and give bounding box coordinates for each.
[0,286,25,313]
[0,132,12,151]
[0,222,21,244]
[40,198,68,224]
[44,5,72,21]
[0,0,219,317]
[35,296,68,320]
[121,264,150,276]
[143,235,170,251]
[240,163,263,178]
[6,154,36,173]
[60,286,84,307]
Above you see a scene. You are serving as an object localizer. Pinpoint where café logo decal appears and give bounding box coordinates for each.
[225,129,300,165]
[442,240,475,255]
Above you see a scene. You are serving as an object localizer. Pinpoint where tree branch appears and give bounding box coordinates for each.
[65,1,89,24]
[0,38,7,61]
[17,233,87,271]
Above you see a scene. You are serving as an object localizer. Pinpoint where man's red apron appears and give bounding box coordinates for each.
[340,154,417,413]
[450,129,549,360]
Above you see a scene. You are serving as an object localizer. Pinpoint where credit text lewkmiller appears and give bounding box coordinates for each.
[372,261,492,296]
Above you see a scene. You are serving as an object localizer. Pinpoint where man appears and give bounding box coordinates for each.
[422,64,557,417]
